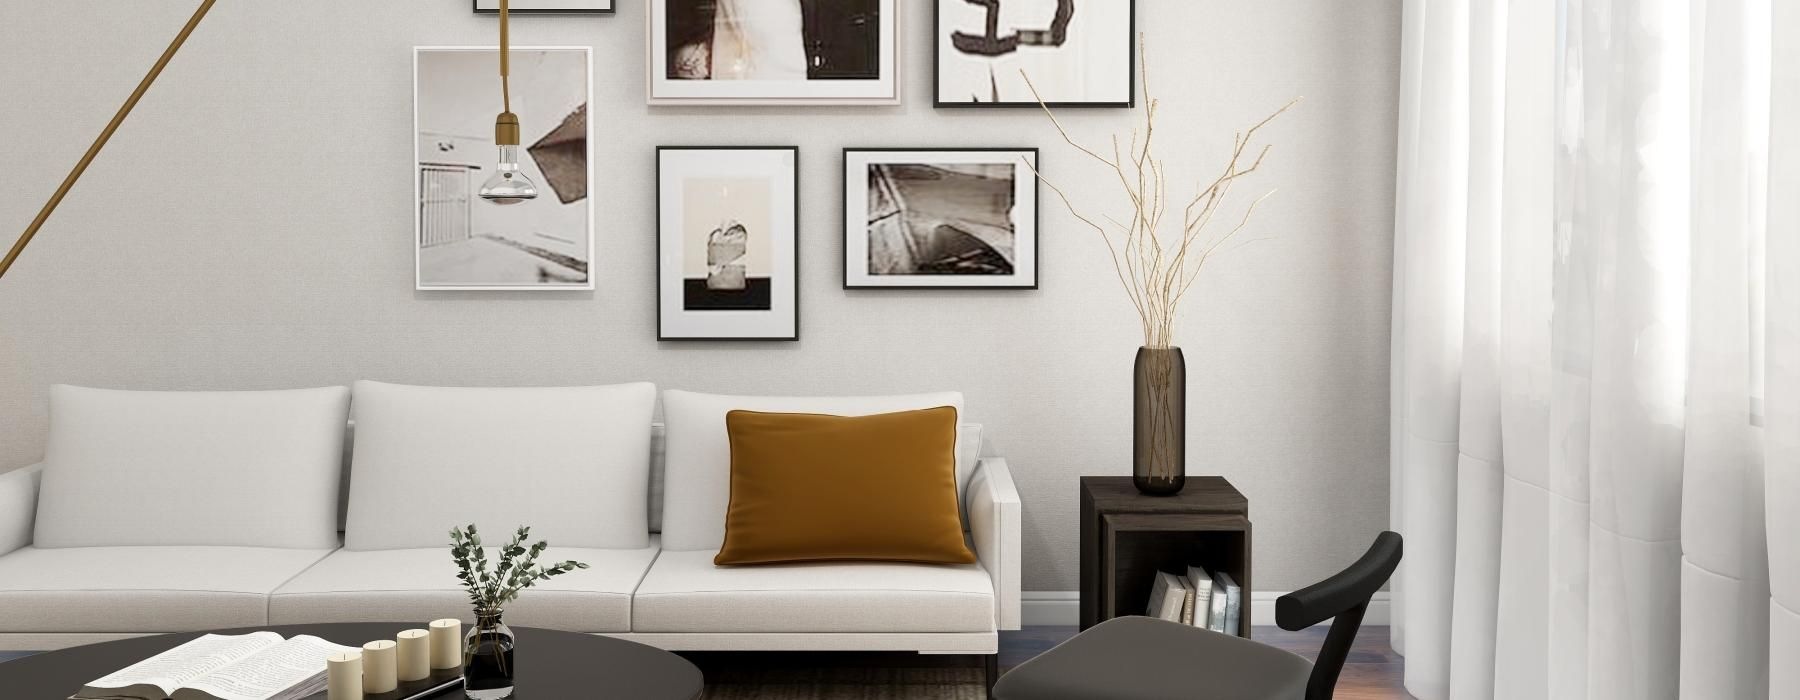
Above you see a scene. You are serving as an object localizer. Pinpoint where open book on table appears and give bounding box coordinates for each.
[71,632,358,700]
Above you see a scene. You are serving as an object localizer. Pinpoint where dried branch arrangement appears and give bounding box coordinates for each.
[1024,35,1298,350]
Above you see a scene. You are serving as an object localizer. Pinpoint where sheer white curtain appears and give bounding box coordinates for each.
[1390,1,1795,698]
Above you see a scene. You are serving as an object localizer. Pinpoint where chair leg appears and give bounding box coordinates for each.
[983,652,1000,695]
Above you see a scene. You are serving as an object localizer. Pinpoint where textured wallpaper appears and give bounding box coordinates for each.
[0,0,1400,592]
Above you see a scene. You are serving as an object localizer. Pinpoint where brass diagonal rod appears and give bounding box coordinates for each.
[0,0,219,280]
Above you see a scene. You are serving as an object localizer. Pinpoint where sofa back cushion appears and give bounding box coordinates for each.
[658,390,967,551]
[343,381,656,551]
[34,385,352,549]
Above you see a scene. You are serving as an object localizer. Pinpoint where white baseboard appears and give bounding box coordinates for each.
[1020,591,1392,628]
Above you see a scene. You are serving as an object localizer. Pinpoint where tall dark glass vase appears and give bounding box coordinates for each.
[463,608,515,700]
[1133,346,1187,495]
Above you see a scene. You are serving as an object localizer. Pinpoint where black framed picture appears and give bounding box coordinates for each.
[648,0,899,105]
[935,0,1135,108]
[475,0,615,14]
[844,148,1040,289]
[657,147,801,340]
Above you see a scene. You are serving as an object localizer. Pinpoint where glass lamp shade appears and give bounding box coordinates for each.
[478,145,539,205]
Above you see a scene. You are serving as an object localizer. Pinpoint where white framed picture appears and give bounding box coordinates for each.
[648,0,899,106]
[474,0,614,14]
[844,148,1039,289]
[413,47,594,291]
[935,0,1135,107]
[658,147,801,341]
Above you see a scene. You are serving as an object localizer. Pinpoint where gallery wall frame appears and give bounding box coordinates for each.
[413,46,595,292]
[843,148,1040,290]
[934,0,1136,108]
[656,146,802,341]
[647,0,901,106]
[474,0,615,15]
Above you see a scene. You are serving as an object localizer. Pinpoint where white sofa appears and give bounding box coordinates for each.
[0,383,1022,666]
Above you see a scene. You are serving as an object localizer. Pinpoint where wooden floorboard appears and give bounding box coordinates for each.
[1002,625,1412,699]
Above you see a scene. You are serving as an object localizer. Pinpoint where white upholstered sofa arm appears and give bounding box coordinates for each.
[968,457,1021,630]
[0,463,43,556]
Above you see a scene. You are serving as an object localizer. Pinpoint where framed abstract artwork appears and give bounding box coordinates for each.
[413,46,594,291]
[843,148,1040,289]
[657,147,801,340]
[474,0,614,14]
[648,0,899,105]
[935,0,1135,108]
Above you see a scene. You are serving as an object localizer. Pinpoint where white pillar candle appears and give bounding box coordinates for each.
[396,629,431,682]
[327,651,363,700]
[361,640,398,694]
[428,618,463,670]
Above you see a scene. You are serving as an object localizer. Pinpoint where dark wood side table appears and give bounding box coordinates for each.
[1079,476,1252,637]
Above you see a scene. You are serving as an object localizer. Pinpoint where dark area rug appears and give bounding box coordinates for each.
[683,652,989,700]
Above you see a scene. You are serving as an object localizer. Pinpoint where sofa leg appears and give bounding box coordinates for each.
[983,652,1000,695]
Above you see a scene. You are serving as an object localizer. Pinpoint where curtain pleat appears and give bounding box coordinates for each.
[1394,0,1784,698]
[1395,0,1470,696]
[1765,1,1800,697]
[1679,0,1771,697]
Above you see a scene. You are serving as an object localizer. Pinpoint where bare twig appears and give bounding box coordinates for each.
[1024,34,1299,349]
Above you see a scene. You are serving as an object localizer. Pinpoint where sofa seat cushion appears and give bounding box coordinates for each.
[0,546,335,633]
[632,550,995,633]
[270,544,659,633]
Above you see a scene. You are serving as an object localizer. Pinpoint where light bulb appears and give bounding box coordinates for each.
[479,145,539,205]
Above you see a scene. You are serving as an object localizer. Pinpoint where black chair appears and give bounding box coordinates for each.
[992,531,1403,700]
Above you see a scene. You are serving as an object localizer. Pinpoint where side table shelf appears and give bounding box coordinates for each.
[1079,476,1252,638]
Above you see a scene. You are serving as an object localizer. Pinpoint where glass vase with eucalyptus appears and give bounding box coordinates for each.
[463,608,515,699]
[449,524,588,700]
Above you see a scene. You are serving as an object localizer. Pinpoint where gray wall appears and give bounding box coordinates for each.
[0,0,1399,592]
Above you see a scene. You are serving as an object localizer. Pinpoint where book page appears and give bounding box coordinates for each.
[175,636,358,700]
[85,633,284,696]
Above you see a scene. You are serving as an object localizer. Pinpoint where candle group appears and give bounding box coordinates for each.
[324,623,463,699]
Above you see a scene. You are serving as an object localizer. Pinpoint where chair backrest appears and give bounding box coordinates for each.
[1274,531,1403,700]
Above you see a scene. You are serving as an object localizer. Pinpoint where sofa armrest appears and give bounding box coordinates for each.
[0,463,43,556]
[968,457,1021,630]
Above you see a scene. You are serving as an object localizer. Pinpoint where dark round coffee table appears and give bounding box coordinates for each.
[0,622,703,699]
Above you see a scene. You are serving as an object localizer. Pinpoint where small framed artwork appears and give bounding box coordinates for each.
[414,46,594,291]
[844,148,1039,289]
[657,147,801,341]
[475,0,614,14]
[935,0,1135,108]
[648,0,899,105]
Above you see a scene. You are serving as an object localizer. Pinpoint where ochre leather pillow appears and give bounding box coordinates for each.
[715,406,977,566]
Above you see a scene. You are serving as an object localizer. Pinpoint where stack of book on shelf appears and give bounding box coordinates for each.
[1144,565,1242,636]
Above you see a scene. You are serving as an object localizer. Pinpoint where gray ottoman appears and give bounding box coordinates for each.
[992,616,1312,699]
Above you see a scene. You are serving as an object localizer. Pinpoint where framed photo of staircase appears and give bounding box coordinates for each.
[844,148,1039,289]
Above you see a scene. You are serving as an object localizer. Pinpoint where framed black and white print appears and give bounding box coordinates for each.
[935,0,1135,108]
[648,0,899,105]
[844,148,1039,289]
[414,47,593,291]
[475,0,614,14]
[658,147,801,340]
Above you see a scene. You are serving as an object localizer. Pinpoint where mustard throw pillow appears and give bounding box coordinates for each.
[715,406,977,566]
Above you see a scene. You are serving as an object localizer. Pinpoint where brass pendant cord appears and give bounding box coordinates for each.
[500,0,512,114]
[0,0,218,280]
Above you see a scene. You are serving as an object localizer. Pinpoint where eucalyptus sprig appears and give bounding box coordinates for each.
[450,524,588,612]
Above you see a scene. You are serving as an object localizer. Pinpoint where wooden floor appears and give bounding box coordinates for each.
[1001,626,1411,700]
